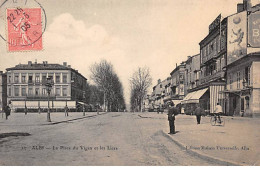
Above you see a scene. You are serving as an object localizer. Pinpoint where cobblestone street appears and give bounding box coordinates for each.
[0,112,259,165]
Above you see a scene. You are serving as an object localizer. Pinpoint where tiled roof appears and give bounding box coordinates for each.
[6,63,69,71]
[6,63,87,80]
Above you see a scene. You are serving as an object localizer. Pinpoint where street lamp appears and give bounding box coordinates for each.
[83,91,86,116]
[45,77,53,122]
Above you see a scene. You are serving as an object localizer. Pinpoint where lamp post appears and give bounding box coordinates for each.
[83,91,86,116]
[45,77,53,122]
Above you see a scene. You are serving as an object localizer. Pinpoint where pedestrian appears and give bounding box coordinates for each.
[157,105,160,114]
[167,101,178,134]
[96,104,100,115]
[5,105,11,120]
[64,105,69,117]
[214,103,222,122]
[25,106,28,115]
[194,104,205,124]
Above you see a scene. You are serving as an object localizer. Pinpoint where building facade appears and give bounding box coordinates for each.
[0,71,7,112]
[6,61,87,112]
[225,53,260,117]
[169,62,186,106]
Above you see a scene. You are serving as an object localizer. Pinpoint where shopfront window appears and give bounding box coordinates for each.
[237,71,241,89]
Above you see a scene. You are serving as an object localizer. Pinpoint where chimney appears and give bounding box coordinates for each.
[237,3,244,13]
[158,79,161,84]
[176,63,177,68]
[63,62,67,67]
[28,61,32,66]
[68,65,71,68]
[35,59,37,64]
[43,61,48,66]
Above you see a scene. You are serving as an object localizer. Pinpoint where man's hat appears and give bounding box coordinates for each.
[167,101,174,106]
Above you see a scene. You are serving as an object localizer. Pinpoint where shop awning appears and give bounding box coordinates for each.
[172,100,182,106]
[181,88,208,104]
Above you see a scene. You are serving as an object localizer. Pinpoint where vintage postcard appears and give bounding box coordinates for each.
[0,0,259,166]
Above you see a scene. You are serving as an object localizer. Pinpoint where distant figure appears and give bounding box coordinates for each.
[25,106,28,115]
[194,104,205,124]
[5,105,11,120]
[96,104,100,115]
[214,103,222,122]
[167,101,178,134]
[181,107,185,114]
[64,105,69,117]
[38,107,41,114]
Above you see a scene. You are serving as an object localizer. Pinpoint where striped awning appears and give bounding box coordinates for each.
[181,88,208,104]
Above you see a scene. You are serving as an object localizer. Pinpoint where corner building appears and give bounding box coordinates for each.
[6,61,87,112]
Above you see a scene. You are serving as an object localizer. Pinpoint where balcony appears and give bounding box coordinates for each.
[26,95,56,100]
[200,71,225,84]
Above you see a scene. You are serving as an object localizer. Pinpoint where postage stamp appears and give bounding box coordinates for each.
[6,8,43,51]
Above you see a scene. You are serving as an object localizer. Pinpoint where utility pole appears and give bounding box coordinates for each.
[45,77,53,122]
[83,91,86,116]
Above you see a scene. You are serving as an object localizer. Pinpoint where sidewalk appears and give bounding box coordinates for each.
[0,112,103,133]
[139,113,260,166]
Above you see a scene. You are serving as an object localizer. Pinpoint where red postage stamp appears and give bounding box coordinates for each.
[7,8,42,52]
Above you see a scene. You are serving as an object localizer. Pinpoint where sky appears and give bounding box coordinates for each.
[0,0,243,104]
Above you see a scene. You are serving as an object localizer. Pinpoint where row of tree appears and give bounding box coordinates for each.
[87,59,152,112]
[129,67,152,112]
[89,60,126,112]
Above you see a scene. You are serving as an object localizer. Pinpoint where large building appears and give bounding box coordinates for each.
[169,62,186,106]
[6,61,87,112]
[147,0,260,116]
[0,71,7,112]
[224,52,260,117]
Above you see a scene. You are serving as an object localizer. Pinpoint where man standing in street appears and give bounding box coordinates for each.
[194,104,205,124]
[167,101,178,134]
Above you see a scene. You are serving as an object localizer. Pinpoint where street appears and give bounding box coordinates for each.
[0,112,259,165]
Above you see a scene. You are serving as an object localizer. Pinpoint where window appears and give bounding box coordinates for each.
[42,88,47,96]
[63,74,67,83]
[28,88,33,96]
[28,74,33,83]
[35,88,39,96]
[21,75,26,83]
[14,74,19,83]
[237,71,241,89]
[56,74,60,83]
[229,74,233,90]
[14,87,19,96]
[241,98,244,112]
[248,67,251,86]
[221,55,225,70]
[8,76,11,83]
[48,74,53,80]
[35,74,40,83]
[42,74,47,84]
[56,87,60,96]
[63,87,67,96]
[22,88,26,96]
[8,87,11,96]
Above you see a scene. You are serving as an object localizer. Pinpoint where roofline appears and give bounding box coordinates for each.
[6,63,87,80]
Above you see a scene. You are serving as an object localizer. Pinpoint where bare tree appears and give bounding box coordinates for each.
[129,67,152,112]
[90,60,125,112]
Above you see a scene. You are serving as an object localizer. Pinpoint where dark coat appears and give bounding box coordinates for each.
[5,106,11,116]
[194,107,205,116]
[168,107,178,121]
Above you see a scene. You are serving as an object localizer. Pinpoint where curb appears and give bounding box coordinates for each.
[40,112,108,125]
[160,130,242,166]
